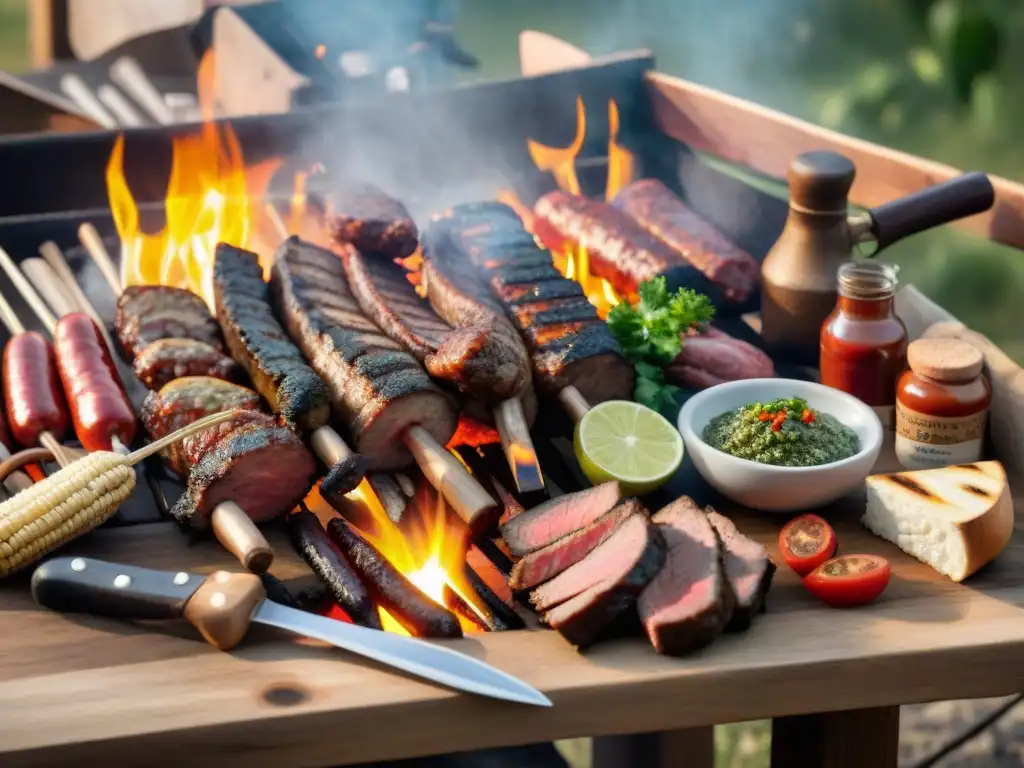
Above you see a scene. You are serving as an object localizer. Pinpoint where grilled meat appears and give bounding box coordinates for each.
[612,179,760,302]
[327,182,419,259]
[509,499,639,590]
[326,517,462,638]
[170,410,316,530]
[116,285,223,360]
[425,203,634,405]
[140,376,263,476]
[342,245,536,415]
[638,498,736,656]
[288,508,381,629]
[706,509,775,630]
[667,327,775,389]
[536,512,667,649]
[268,237,457,470]
[213,244,331,432]
[133,338,244,391]
[500,481,623,556]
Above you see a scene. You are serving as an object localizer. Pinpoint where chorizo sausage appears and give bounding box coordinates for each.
[54,313,136,452]
[1,331,68,448]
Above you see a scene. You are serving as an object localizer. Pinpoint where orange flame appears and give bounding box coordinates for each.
[307,478,488,636]
[315,44,327,60]
[519,98,635,319]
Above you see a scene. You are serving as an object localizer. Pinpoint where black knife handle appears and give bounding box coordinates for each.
[31,557,205,620]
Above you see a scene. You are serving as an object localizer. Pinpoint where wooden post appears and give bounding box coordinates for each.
[771,707,900,768]
[29,0,70,67]
[593,728,715,768]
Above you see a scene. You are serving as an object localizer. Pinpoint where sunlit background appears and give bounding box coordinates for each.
[2,1,1017,765]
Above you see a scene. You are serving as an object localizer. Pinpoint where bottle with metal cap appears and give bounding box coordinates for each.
[760,150,995,363]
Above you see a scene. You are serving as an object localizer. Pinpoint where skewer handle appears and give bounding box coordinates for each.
[58,74,118,129]
[37,431,74,468]
[109,57,176,125]
[0,292,25,336]
[20,258,78,317]
[494,398,544,493]
[310,426,367,498]
[0,247,58,334]
[77,224,123,296]
[403,425,497,532]
[210,501,275,574]
[559,386,591,425]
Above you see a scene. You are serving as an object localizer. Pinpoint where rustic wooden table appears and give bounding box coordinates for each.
[1,441,1022,768]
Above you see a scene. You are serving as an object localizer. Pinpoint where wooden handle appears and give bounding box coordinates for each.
[0,246,58,334]
[559,386,592,424]
[182,570,266,651]
[403,425,497,532]
[310,426,367,497]
[210,502,275,575]
[494,398,544,494]
[37,431,74,468]
[109,57,176,125]
[20,258,79,318]
[77,224,123,297]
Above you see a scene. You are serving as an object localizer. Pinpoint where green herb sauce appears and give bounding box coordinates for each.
[702,397,860,467]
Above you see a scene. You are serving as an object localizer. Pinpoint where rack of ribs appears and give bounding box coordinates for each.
[338,227,545,494]
[212,244,368,500]
[261,237,499,532]
[423,202,635,410]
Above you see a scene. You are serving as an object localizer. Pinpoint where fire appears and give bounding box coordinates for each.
[106,47,283,308]
[315,44,327,60]
[519,98,635,319]
[310,477,489,636]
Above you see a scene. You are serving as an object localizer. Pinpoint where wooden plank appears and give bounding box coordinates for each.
[771,707,900,768]
[4,475,1024,766]
[645,70,1024,251]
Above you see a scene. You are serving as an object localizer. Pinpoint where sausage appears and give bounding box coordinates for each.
[1,331,68,447]
[326,517,463,638]
[53,313,137,452]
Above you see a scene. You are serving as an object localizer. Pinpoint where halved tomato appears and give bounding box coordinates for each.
[779,514,838,576]
[803,554,891,608]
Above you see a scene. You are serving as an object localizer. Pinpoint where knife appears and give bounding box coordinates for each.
[31,557,552,708]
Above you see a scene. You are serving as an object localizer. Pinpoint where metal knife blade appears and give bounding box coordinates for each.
[31,557,551,708]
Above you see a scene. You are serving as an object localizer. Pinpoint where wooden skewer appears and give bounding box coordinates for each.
[19,258,79,319]
[77,223,123,296]
[559,385,592,425]
[96,84,145,128]
[494,398,545,493]
[39,241,121,368]
[265,202,289,240]
[109,57,176,126]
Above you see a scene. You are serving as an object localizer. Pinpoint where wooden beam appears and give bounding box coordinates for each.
[771,706,899,768]
[645,71,1024,251]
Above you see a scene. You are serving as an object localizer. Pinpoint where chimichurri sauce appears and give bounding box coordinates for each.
[702,397,860,467]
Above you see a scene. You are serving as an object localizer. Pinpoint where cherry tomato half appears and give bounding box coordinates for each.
[779,514,838,576]
[803,554,891,608]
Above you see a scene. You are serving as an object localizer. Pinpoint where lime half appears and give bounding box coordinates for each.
[574,400,684,496]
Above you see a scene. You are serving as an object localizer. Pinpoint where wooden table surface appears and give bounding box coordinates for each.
[1,450,1022,768]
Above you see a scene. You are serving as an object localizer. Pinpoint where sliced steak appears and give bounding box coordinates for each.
[268,237,457,470]
[170,410,316,529]
[500,481,622,556]
[133,337,244,390]
[706,509,775,630]
[213,244,332,431]
[509,499,639,590]
[637,498,736,656]
[538,513,666,649]
[115,285,223,360]
[326,181,418,259]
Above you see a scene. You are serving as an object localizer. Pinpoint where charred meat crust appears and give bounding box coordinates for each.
[140,376,263,477]
[268,237,457,470]
[319,453,370,499]
[326,517,462,638]
[424,203,634,404]
[465,563,525,631]
[133,338,244,391]
[639,499,736,656]
[706,508,775,631]
[612,179,760,302]
[213,243,332,432]
[326,181,419,259]
[169,411,316,529]
[116,285,224,360]
[342,244,535,408]
[287,509,381,629]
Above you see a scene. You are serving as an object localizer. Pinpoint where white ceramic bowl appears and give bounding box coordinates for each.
[677,378,883,512]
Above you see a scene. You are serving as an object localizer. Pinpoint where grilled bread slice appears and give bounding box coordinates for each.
[863,461,1012,582]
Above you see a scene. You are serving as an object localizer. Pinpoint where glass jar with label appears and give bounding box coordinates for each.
[820,261,908,428]
[895,338,990,470]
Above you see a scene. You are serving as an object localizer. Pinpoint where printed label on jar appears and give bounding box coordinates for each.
[894,402,987,470]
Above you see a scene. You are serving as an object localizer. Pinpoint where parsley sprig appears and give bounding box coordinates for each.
[606,277,715,413]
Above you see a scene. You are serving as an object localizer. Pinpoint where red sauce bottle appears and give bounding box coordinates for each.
[819,262,908,428]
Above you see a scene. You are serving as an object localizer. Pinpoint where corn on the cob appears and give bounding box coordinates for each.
[0,409,242,577]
